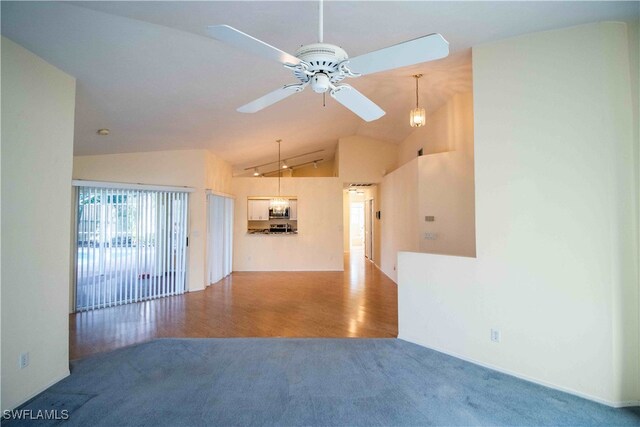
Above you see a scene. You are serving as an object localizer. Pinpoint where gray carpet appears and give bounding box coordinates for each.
[8,338,640,426]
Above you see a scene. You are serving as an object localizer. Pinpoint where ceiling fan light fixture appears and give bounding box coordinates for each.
[206,0,449,123]
[311,73,331,93]
[410,74,426,128]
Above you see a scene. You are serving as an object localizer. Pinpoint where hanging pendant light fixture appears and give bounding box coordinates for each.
[410,74,426,128]
[270,139,290,214]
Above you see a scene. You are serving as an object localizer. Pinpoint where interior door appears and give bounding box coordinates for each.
[207,194,234,285]
[365,199,373,260]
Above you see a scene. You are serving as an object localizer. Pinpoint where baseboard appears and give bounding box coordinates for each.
[398,334,639,408]
[5,369,70,411]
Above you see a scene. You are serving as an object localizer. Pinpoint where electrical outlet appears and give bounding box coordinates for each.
[490,329,501,343]
[19,352,29,369]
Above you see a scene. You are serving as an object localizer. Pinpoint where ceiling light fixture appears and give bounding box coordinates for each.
[253,168,260,176]
[270,139,290,214]
[410,74,426,128]
[282,163,288,169]
[259,158,324,176]
[243,149,325,173]
[313,161,318,169]
[97,128,110,136]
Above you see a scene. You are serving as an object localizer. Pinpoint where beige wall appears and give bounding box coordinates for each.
[398,92,473,166]
[73,149,232,292]
[416,92,475,257]
[380,159,419,282]
[338,135,398,184]
[379,89,476,281]
[399,22,639,406]
[205,150,233,194]
[1,37,76,410]
[232,177,343,271]
[291,159,335,177]
[417,152,476,257]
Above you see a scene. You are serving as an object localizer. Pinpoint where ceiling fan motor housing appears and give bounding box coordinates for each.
[293,43,349,87]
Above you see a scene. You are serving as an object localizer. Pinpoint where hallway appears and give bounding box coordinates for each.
[70,253,398,359]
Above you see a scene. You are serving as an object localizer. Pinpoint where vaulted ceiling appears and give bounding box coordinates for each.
[2,1,637,175]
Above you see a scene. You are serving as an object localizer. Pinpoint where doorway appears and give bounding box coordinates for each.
[73,185,189,311]
[349,201,364,250]
[365,199,374,262]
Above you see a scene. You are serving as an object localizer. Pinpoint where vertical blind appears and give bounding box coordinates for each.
[207,194,234,285]
[74,186,189,311]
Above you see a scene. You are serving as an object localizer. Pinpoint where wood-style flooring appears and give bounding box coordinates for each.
[69,251,398,360]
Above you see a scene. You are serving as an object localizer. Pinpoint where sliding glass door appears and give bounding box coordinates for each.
[207,193,234,285]
[74,186,189,311]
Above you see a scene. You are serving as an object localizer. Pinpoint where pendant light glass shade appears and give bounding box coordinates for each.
[410,74,426,128]
[270,139,290,213]
[410,107,426,127]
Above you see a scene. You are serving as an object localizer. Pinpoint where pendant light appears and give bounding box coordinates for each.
[270,139,290,214]
[410,74,426,127]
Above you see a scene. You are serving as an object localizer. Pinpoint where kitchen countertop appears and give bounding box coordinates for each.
[247,229,298,235]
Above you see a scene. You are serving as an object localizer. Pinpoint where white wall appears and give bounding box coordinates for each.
[399,22,639,406]
[232,177,343,271]
[1,37,76,410]
[73,149,232,292]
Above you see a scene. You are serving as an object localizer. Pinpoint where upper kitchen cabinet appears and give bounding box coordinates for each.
[248,199,270,221]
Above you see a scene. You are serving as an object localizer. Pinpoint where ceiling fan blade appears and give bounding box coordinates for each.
[347,33,449,75]
[237,84,305,113]
[330,85,385,122]
[207,25,301,66]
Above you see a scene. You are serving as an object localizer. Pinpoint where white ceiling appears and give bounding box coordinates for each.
[2,1,637,175]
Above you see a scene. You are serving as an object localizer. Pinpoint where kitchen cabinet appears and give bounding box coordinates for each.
[289,199,297,221]
[248,199,270,221]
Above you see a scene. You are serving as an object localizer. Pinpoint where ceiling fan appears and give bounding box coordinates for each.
[206,0,449,122]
